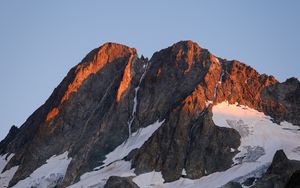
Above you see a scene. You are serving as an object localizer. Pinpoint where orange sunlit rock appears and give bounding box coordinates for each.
[116,54,135,102]
[61,43,136,104]
[210,54,220,65]
[180,41,201,74]
[182,85,206,114]
[157,68,161,77]
[204,58,222,101]
[176,49,183,61]
[46,107,59,122]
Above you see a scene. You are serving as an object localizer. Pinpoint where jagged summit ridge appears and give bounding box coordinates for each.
[46,42,137,122]
[0,40,299,188]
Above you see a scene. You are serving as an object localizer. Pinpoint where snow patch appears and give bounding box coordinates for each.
[292,146,300,154]
[226,119,251,137]
[68,160,135,188]
[231,163,270,186]
[205,100,213,107]
[213,85,217,98]
[211,101,300,185]
[0,166,18,188]
[0,153,18,188]
[13,151,71,188]
[133,171,164,187]
[235,146,265,164]
[0,153,14,173]
[101,120,165,167]
[215,57,219,64]
[68,119,165,188]
[182,169,187,176]
[128,62,149,136]
[219,69,224,84]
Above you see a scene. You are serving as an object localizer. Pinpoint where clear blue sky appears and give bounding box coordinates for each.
[0,1,299,140]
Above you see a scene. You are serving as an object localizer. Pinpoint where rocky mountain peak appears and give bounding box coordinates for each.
[63,42,136,103]
[46,42,137,122]
[0,40,299,188]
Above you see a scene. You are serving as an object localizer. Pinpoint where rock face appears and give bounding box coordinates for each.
[285,170,300,188]
[253,150,300,188]
[261,77,300,125]
[0,126,19,160]
[0,40,299,187]
[104,176,139,188]
[223,181,243,188]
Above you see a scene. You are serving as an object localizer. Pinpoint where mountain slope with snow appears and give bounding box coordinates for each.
[64,102,300,188]
[0,41,299,188]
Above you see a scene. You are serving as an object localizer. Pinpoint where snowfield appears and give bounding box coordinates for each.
[68,160,135,188]
[0,153,18,188]
[0,153,15,174]
[131,102,300,188]
[160,102,300,188]
[101,120,165,167]
[13,151,71,188]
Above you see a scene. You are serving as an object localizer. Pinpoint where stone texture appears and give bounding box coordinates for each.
[285,170,300,188]
[104,176,139,188]
[253,150,300,188]
[223,181,243,188]
[261,77,300,125]
[0,125,19,169]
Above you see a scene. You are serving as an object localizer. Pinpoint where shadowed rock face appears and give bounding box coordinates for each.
[104,176,139,188]
[253,150,300,188]
[285,170,300,188]
[2,42,141,186]
[261,77,300,125]
[0,40,299,187]
[132,109,240,182]
[0,125,19,164]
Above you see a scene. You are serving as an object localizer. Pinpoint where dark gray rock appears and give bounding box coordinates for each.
[253,150,300,188]
[261,77,300,125]
[104,176,139,188]
[0,125,19,157]
[285,170,300,188]
[242,177,257,187]
[223,181,242,188]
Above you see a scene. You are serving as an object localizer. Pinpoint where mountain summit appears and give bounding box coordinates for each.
[1,41,300,188]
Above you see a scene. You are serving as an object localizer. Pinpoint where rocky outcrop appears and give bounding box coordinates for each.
[0,40,299,187]
[253,150,300,188]
[104,176,139,188]
[131,109,240,182]
[261,77,300,125]
[0,125,19,164]
[223,181,243,188]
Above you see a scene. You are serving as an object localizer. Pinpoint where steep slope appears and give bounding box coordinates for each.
[1,42,142,187]
[0,40,299,188]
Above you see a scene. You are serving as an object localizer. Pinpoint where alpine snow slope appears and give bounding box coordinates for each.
[0,41,300,188]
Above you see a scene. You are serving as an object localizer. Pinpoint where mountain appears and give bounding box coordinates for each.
[0,41,300,188]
